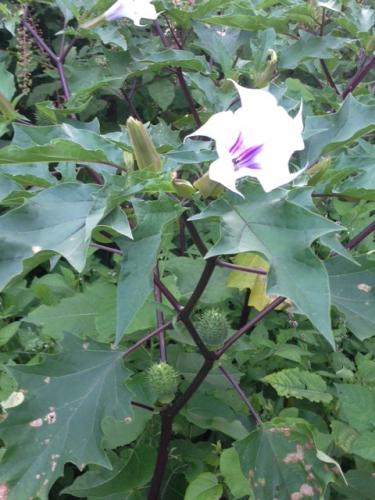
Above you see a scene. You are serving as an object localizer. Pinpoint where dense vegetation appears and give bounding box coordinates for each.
[0,1,374,498]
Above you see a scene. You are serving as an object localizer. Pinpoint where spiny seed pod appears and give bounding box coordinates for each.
[126,117,162,172]
[196,309,229,350]
[147,363,180,404]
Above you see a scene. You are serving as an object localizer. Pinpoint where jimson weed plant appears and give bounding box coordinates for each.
[0,0,374,499]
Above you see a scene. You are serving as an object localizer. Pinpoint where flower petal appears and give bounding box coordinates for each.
[186,111,240,154]
[208,157,243,196]
[229,80,278,112]
[105,0,158,25]
[245,162,306,192]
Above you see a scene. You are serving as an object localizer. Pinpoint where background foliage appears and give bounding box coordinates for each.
[0,0,374,499]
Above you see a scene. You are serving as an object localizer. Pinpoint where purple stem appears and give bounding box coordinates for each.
[219,365,262,425]
[122,319,173,358]
[131,400,154,412]
[154,265,167,362]
[342,55,375,99]
[217,259,267,276]
[345,221,375,250]
[91,242,123,255]
[22,18,58,63]
[153,20,201,127]
[238,288,251,328]
[215,296,286,357]
[56,59,71,100]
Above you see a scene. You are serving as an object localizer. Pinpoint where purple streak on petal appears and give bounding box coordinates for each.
[229,133,244,154]
[233,144,263,170]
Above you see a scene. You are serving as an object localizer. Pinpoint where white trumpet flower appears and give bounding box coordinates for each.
[82,0,158,29]
[188,81,305,196]
[105,0,158,25]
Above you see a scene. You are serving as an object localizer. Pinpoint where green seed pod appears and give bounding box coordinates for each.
[126,117,162,172]
[196,309,230,350]
[147,363,180,404]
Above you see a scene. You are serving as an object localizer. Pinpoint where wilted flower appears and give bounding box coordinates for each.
[187,81,305,196]
[82,0,158,29]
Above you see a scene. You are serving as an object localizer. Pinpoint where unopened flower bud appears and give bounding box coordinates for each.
[196,309,229,350]
[254,49,278,88]
[126,117,162,172]
[172,178,196,198]
[147,362,180,404]
[194,172,223,199]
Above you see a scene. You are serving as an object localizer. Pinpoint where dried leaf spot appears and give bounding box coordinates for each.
[45,411,57,424]
[300,484,314,496]
[51,461,57,472]
[291,493,302,500]
[42,480,48,487]
[124,416,133,424]
[29,418,43,428]
[357,283,372,293]
[283,444,304,464]
[43,377,51,384]
[0,483,9,500]
[82,342,90,350]
[258,478,266,487]
[268,426,291,437]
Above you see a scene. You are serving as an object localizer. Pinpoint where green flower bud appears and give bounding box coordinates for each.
[194,172,223,199]
[126,117,162,172]
[196,309,230,350]
[172,178,196,198]
[81,14,107,30]
[254,49,278,89]
[147,363,180,404]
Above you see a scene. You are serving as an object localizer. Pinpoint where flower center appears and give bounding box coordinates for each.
[229,133,263,171]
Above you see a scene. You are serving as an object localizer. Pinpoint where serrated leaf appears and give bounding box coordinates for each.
[0,183,112,289]
[116,197,182,343]
[303,95,375,164]
[235,418,334,500]
[263,368,332,403]
[191,183,339,345]
[184,472,223,500]
[26,282,116,342]
[279,32,349,69]
[220,447,251,499]
[0,335,133,500]
[327,256,375,340]
[64,445,156,498]
[335,384,375,432]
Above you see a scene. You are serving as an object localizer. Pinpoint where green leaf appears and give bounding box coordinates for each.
[116,197,182,343]
[279,32,349,69]
[0,183,111,289]
[220,447,251,499]
[0,335,134,500]
[201,14,288,33]
[0,62,15,101]
[184,472,223,500]
[335,383,375,432]
[235,419,334,500]
[26,282,116,342]
[304,95,375,164]
[63,445,156,498]
[182,393,250,440]
[263,368,333,403]
[148,79,175,111]
[191,182,339,345]
[327,256,375,340]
